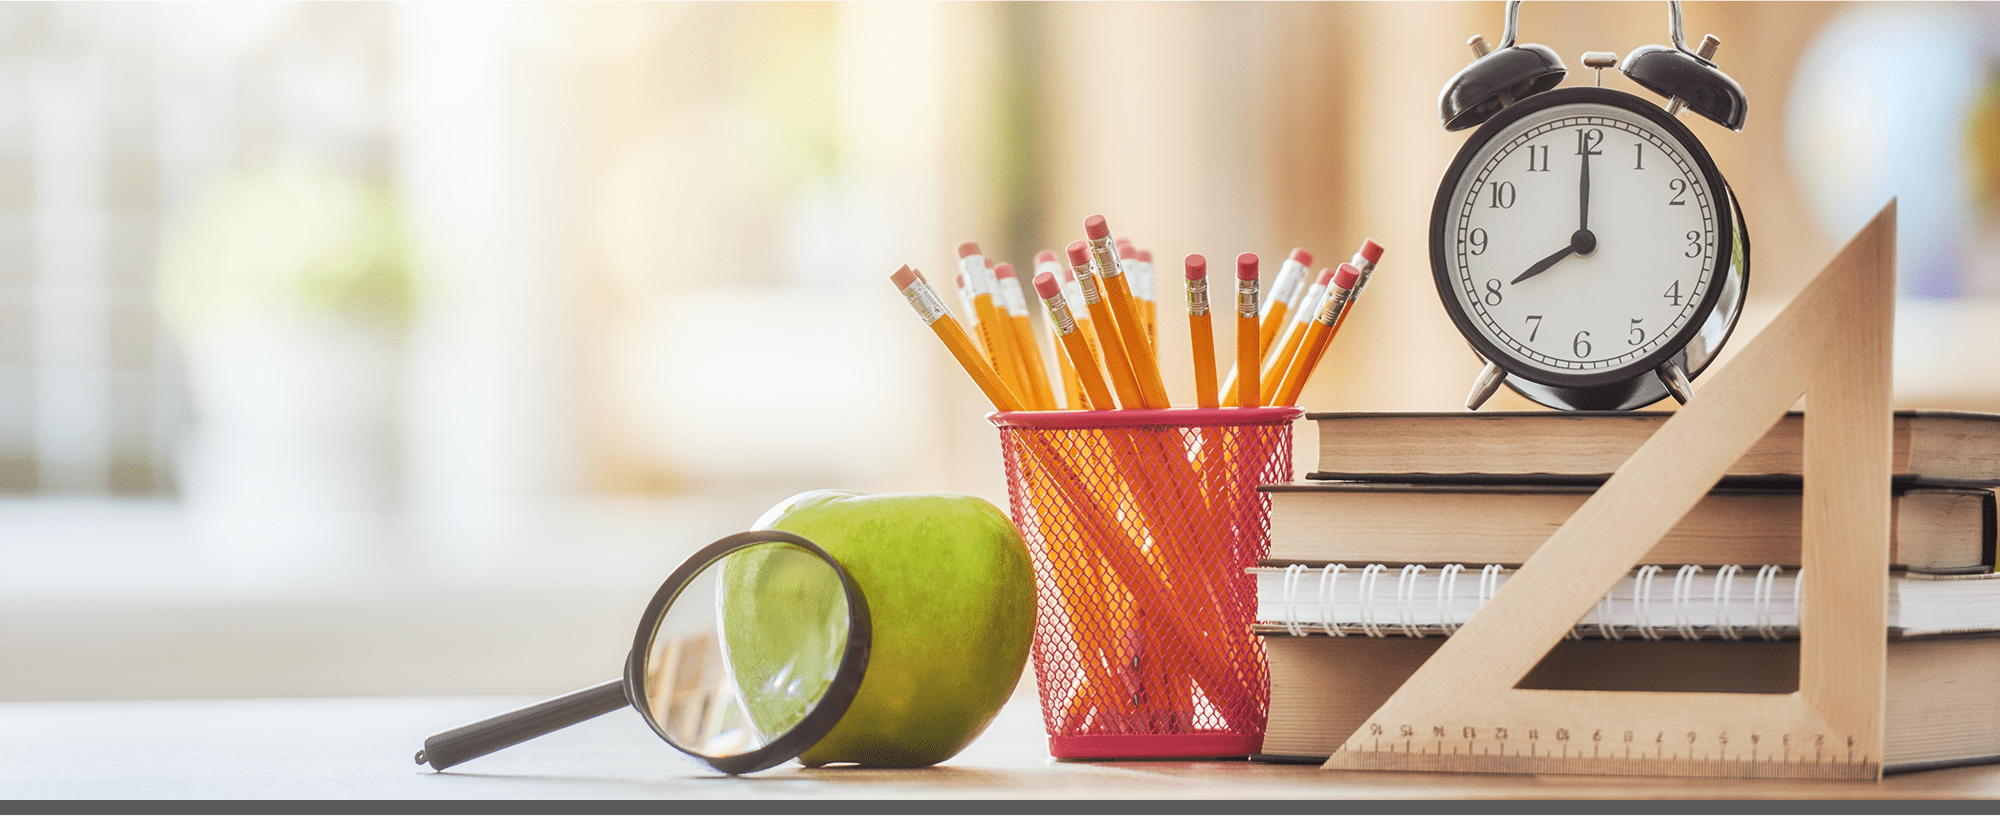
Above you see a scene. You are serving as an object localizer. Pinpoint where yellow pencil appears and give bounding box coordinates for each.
[996,261,1057,411]
[1085,216,1169,409]
[1219,247,1311,403]
[959,242,1031,406]
[1037,251,1087,409]
[1257,267,1333,403]
[1234,253,1262,408]
[892,265,1025,412]
[1274,263,1362,407]
[1033,270,1116,410]
[1183,254,1219,409]
[1067,240,1142,409]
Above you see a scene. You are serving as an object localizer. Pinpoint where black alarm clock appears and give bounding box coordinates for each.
[1432,0,1750,411]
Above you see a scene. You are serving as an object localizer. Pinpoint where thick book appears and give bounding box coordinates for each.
[1250,565,2000,640]
[1254,633,2000,774]
[1260,481,1996,574]
[1307,410,2000,486]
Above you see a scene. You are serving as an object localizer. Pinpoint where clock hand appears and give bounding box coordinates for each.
[1578,138,1590,233]
[1509,243,1576,285]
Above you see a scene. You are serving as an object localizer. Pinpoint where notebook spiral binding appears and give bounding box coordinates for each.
[1264,562,1798,641]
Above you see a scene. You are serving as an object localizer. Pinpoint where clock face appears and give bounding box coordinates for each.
[1433,87,1731,388]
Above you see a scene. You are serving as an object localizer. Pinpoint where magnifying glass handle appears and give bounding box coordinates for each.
[416,678,628,771]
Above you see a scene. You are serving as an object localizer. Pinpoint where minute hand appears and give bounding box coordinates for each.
[1510,244,1576,285]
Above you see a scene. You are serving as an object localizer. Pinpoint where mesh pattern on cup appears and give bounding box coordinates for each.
[996,417,1289,756]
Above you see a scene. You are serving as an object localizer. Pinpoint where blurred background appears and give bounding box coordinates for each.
[4,1,1997,702]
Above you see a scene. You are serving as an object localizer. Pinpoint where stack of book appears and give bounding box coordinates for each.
[1252,410,2000,773]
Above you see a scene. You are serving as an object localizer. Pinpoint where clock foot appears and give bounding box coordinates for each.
[1656,360,1694,405]
[1465,360,1507,410]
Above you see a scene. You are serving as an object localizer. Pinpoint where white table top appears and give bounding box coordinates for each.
[5,692,1998,800]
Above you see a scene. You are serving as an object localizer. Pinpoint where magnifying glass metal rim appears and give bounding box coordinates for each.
[625,529,873,776]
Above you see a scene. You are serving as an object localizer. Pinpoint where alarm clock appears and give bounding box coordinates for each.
[1432,0,1750,411]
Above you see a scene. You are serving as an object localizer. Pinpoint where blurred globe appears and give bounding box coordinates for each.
[1786,2,1988,298]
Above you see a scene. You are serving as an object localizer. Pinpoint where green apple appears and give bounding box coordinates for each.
[739,489,1036,768]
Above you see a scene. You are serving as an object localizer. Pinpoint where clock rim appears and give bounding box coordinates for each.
[1428,85,1736,391]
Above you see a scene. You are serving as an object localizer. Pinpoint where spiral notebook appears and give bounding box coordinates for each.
[1250,564,2000,640]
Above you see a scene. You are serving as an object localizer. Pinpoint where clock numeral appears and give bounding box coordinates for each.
[1525,314,1542,342]
[1469,228,1488,255]
[1488,181,1516,209]
[1663,280,1682,306]
[1684,230,1702,258]
[1668,178,1688,206]
[1574,128,1603,156]
[1483,279,1503,306]
[1628,318,1645,346]
[1525,144,1551,172]
[1572,331,1592,358]
[1633,143,1644,170]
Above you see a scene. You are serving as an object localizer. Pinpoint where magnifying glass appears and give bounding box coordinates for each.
[414,530,871,775]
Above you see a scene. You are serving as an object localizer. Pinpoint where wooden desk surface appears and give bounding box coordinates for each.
[3,691,1995,800]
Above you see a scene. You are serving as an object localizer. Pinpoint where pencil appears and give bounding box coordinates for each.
[995,262,1057,411]
[959,242,1030,407]
[1273,262,1362,407]
[1256,267,1334,404]
[1327,238,1386,339]
[1067,241,1142,408]
[1135,247,1159,348]
[1036,251,1086,409]
[1233,252,1261,408]
[1033,270,1117,410]
[1183,254,1219,409]
[1218,247,1310,403]
[1085,216,1170,409]
[892,264,1025,412]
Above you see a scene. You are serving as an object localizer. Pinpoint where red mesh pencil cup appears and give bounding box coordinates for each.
[990,406,1300,760]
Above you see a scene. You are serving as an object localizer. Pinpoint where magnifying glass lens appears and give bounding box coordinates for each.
[641,541,851,759]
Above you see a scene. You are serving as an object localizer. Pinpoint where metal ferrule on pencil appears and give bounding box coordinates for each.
[1046,294,1078,335]
[1316,283,1357,326]
[960,255,993,296]
[1072,261,1104,304]
[900,282,950,326]
[1263,264,1304,318]
[1237,278,1259,319]
[1089,237,1122,279]
[997,278,1029,316]
[1185,277,1209,317]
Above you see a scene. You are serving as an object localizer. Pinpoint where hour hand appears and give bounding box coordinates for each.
[1510,244,1576,285]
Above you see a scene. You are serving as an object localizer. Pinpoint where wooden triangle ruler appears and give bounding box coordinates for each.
[1323,201,1897,780]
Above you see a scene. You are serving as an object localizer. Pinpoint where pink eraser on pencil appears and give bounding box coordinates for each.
[1035,249,1057,265]
[1118,243,1137,260]
[1289,247,1312,266]
[1358,239,1384,264]
[995,262,1016,279]
[1066,240,1091,266]
[1236,253,1259,280]
[1315,267,1336,286]
[1184,254,1207,279]
[1083,215,1110,240]
[956,272,967,289]
[1033,270,1062,299]
[1333,263,1361,289]
[1061,263,1078,283]
[1137,249,1152,263]
[957,241,981,259]
[1115,237,1133,249]
[890,265,919,289]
